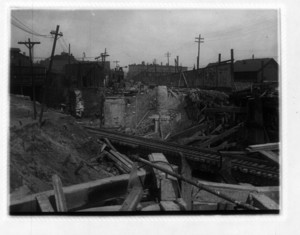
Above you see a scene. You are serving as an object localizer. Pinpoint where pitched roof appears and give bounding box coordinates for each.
[234,58,276,72]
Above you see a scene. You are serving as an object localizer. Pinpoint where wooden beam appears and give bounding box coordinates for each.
[120,163,144,211]
[167,123,207,142]
[248,143,279,151]
[204,106,247,114]
[141,203,161,211]
[103,150,130,173]
[36,194,54,212]
[160,201,181,211]
[78,205,121,212]
[52,175,67,212]
[196,124,242,148]
[104,138,118,152]
[148,153,179,201]
[258,150,279,164]
[181,155,192,210]
[11,170,148,213]
[247,193,279,210]
[110,150,133,169]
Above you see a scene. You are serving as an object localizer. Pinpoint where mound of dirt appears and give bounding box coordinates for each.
[10,95,113,197]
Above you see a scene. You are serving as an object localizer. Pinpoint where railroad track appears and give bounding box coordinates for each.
[84,126,279,180]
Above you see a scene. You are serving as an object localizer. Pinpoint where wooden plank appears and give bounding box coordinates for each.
[196,124,242,148]
[148,153,177,181]
[120,187,143,211]
[258,150,279,164]
[10,171,148,213]
[193,201,218,211]
[141,203,161,211]
[168,122,206,141]
[247,193,279,210]
[204,107,247,114]
[148,153,179,201]
[104,138,118,152]
[120,163,144,211]
[160,178,178,201]
[36,194,54,212]
[175,198,187,210]
[104,150,129,173]
[248,143,279,151]
[110,150,132,169]
[181,156,192,210]
[52,175,67,212]
[160,201,181,211]
[78,205,121,212]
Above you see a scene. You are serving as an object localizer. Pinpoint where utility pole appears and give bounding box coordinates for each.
[18,38,40,119]
[95,48,109,67]
[39,25,63,125]
[101,48,109,65]
[165,52,171,66]
[68,43,71,65]
[195,34,204,69]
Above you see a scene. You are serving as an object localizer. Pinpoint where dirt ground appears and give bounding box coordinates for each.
[10,95,113,198]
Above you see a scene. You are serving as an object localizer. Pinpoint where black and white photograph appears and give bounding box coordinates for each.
[8,8,281,215]
[3,0,300,233]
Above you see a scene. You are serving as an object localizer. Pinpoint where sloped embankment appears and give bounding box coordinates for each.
[10,96,113,197]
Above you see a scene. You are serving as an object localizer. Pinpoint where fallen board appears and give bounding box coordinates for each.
[36,194,54,212]
[148,153,179,201]
[52,175,67,212]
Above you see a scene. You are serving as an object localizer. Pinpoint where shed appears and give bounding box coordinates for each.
[234,58,278,83]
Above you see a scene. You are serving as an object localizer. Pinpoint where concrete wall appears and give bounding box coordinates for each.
[104,97,126,128]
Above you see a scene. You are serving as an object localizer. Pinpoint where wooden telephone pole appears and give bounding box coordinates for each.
[195,34,204,69]
[39,25,63,125]
[165,52,171,66]
[18,38,40,119]
[95,48,109,67]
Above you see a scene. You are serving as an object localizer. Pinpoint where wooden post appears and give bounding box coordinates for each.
[52,174,67,212]
[120,163,144,211]
[181,154,192,210]
[39,25,62,125]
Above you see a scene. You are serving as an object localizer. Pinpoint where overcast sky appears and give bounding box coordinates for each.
[10,9,278,70]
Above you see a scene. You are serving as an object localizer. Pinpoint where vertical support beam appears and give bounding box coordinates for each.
[260,60,265,83]
[28,38,37,119]
[218,53,221,64]
[52,174,67,212]
[230,49,234,89]
[181,154,192,210]
[18,39,40,119]
[68,43,71,65]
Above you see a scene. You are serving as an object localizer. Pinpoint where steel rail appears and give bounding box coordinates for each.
[84,126,279,179]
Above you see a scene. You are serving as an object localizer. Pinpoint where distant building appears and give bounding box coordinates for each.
[234,58,278,83]
[39,52,78,74]
[127,62,188,80]
[10,48,46,97]
[65,61,111,88]
[10,48,30,66]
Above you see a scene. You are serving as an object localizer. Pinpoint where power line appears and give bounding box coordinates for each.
[11,17,52,38]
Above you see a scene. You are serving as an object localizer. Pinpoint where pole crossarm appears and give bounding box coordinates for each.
[195,34,204,69]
